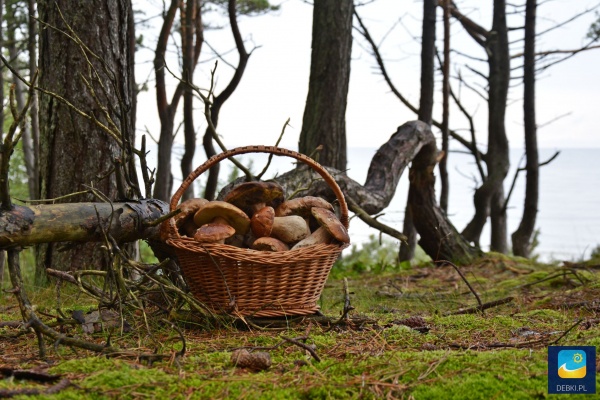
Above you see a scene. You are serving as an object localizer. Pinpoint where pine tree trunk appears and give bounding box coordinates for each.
[460,0,510,253]
[512,0,539,257]
[400,0,436,261]
[36,0,136,283]
[298,0,353,171]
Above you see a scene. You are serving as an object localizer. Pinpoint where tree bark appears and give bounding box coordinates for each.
[400,0,437,262]
[298,0,353,171]
[37,0,137,282]
[512,0,539,257]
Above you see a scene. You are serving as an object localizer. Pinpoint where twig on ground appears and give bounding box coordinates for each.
[436,260,482,307]
[444,296,514,316]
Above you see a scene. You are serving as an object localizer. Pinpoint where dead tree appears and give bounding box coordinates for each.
[275,121,480,264]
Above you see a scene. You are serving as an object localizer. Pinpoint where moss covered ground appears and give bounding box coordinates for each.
[1,248,599,399]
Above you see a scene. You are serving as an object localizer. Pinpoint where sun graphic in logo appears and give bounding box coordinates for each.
[558,350,587,378]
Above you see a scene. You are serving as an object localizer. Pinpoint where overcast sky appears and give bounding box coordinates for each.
[135,0,600,157]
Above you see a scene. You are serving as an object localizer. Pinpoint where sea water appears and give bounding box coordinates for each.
[170,147,600,262]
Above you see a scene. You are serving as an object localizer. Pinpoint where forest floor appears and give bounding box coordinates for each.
[1,252,599,399]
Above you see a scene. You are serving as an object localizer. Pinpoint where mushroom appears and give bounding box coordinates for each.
[291,227,333,250]
[222,181,285,217]
[251,206,275,238]
[275,196,334,218]
[174,198,209,236]
[193,223,236,243]
[252,237,289,252]
[193,201,251,236]
[175,198,209,226]
[311,207,350,244]
[271,215,310,244]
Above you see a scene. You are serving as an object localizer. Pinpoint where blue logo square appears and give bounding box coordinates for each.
[548,346,596,394]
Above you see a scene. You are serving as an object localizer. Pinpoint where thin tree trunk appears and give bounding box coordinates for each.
[512,0,539,257]
[458,0,510,253]
[439,0,451,213]
[7,37,36,200]
[181,0,203,201]
[0,0,4,288]
[153,0,182,202]
[298,0,353,171]
[400,0,436,262]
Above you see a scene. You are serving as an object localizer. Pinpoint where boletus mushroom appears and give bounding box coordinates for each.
[271,215,310,244]
[174,198,209,237]
[193,201,251,237]
[252,237,289,252]
[251,206,275,238]
[275,196,334,218]
[194,223,236,243]
[291,227,333,250]
[311,207,350,244]
[222,181,285,217]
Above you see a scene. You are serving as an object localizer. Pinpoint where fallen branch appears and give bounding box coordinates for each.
[436,260,482,307]
[444,296,514,316]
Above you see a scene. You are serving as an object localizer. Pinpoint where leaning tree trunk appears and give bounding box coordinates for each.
[400,0,437,262]
[37,0,136,283]
[298,0,353,171]
[511,0,539,257]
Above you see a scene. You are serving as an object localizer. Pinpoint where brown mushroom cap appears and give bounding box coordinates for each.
[223,181,285,216]
[193,223,236,243]
[311,207,350,244]
[271,215,310,244]
[251,206,275,238]
[175,198,209,228]
[193,201,251,235]
[252,237,289,252]
[275,196,334,218]
[291,227,333,250]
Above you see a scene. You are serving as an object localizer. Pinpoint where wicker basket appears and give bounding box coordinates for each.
[163,145,350,317]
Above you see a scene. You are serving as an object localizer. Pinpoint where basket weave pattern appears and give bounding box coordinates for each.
[164,146,349,317]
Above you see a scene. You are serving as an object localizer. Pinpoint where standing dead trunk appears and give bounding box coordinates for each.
[36,0,137,283]
[298,0,353,171]
[512,0,539,257]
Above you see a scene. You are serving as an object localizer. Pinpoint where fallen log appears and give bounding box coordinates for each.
[0,199,168,249]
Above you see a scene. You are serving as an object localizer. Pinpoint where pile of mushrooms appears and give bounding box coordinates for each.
[173,181,350,252]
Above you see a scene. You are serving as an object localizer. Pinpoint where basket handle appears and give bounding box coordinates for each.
[166,145,349,239]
